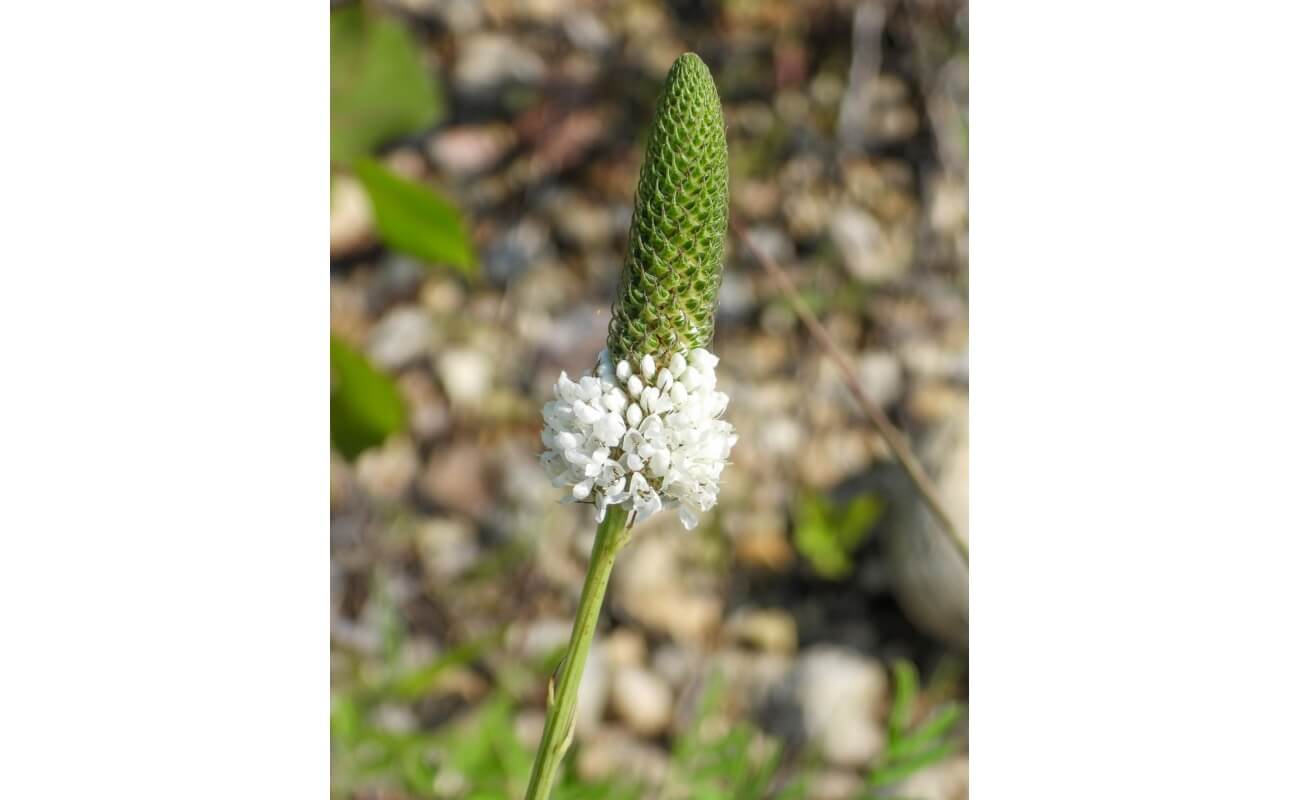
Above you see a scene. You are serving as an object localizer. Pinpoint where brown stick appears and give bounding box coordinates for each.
[732,218,969,566]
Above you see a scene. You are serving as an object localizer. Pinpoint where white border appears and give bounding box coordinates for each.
[1,2,327,795]
[2,1,1300,796]
[974,2,1300,796]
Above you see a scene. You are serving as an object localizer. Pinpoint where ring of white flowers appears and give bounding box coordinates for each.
[541,347,737,530]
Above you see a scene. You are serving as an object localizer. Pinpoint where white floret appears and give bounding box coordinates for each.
[539,347,737,530]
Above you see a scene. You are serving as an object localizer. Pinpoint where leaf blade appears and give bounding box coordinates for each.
[330,334,406,460]
[330,6,442,163]
[354,159,477,274]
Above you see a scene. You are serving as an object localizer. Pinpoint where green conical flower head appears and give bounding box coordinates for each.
[608,53,729,364]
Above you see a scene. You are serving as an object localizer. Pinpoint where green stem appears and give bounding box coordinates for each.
[525,504,631,800]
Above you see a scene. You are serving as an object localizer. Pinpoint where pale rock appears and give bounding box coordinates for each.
[830,205,910,283]
[726,608,798,655]
[809,769,866,800]
[330,284,369,343]
[928,175,968,235]
[650,645,696,689]
[859,350,904,409]
[575,727,669,785]
[728,507,795,571]
[366,307,433,370]
[563,11,612,51]
[716,648,794,711]
[354,436,418,501]
[733,527,795,571]
[601,628,647,668]
[372,703,417,734]
[514,709,546,751]
[758,415,803,458]
[795,646,889,768]
[415,516,479,580]
[894,756,969,800]
[436,347,492,406]
[428,124,516,177]
[615,536,722,644]
[454,34,545,92]
[329,174,373,256]
[735,179,782,219]
[784,188,833,238]
[431,767,468,797]
[744,225,795,264]
[798,430,872,489]
[864,75,920,143]
[395,0,481,32]
[420,277,466,316]
[610,665,674,737]
[545,191,615,250]
[575,645,610,739]
[510,618,572,660]
[396,370,451,442]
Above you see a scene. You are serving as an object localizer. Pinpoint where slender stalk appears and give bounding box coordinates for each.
[733,218,969,567]
[525,504,631,799]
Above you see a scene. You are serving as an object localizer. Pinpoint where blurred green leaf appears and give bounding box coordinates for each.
[330,334,406,460]
[331,694,362,744]
[895,703,962,759]
[384,635,497,701]
[331,5,441,163]
[794,493,885,579]
[864,741,956,790]
[859,660,966,797]
[888,660,920,745]
[664,671,801,799]
[354,158,477,274]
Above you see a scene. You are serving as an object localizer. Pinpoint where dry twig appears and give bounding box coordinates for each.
[732,218,969,567]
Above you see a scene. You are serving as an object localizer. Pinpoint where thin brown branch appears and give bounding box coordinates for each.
[732,218,969,567]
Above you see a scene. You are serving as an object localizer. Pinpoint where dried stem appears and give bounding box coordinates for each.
[732,218,968,566]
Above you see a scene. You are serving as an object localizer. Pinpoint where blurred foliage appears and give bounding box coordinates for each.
[334,685,642,799]
[794,492,885,579]
[330,4,442,164]
[329,5,475,462]
[858,661,966,798]
[664,673,807,799]
[354,158,476,274]
[332,659,964,798]
[330,334,406,460]
[331,574,963,796]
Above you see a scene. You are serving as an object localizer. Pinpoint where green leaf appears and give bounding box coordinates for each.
[354,158,476,274]
[894,703,963,759]
[794,493,885,579]
[331,5,442,163]
[330,693,362,743]
[865,741,956,789]
[888,660,920,746]
[330,334,406,460]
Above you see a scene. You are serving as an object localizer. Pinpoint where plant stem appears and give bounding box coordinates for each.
[525,504,631,800]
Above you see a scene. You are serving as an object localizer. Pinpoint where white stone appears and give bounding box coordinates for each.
[436,348,492,406]
[795,646,889,767]
[610,666,673,736]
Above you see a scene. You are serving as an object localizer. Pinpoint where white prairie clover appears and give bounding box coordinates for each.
[526,53,729,800]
